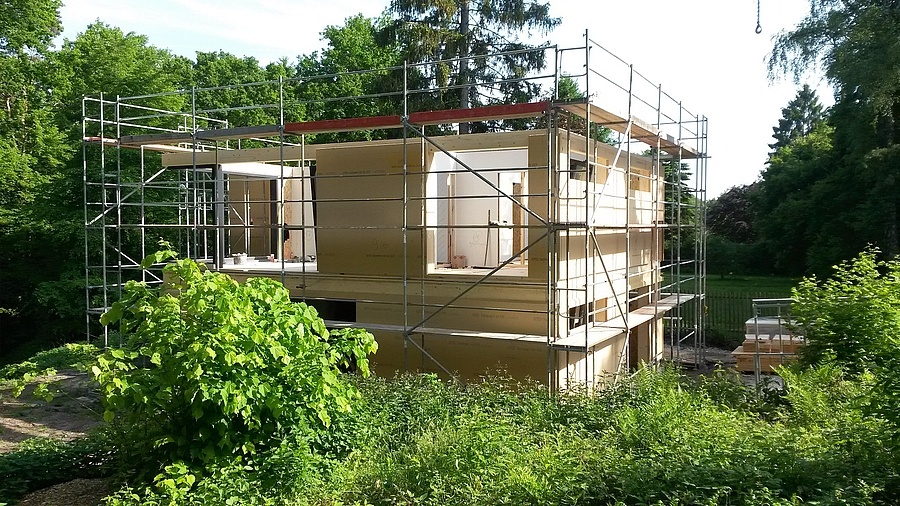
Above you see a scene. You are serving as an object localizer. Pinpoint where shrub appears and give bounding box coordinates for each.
[792,248,900,373]
[92,251,377,471]
[0,434,116,503]
[792,248,900,429]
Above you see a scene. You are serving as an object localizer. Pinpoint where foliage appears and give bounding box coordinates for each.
[753,123,837,275]
[100,367,893,505]
[757,0,900,275]
[792,248,900,372]
[0,434,116,504]
[382,0,559,132]
[792,248,900,431]
[0,341,894,505]
[93,251,377,471]
[769,0,900,141]
[295,15,404,143]
[769,84,826,152]
[0,341,98,401]
[707,183,758,245]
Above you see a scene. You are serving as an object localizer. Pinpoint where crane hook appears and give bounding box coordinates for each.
[755,0,762,34]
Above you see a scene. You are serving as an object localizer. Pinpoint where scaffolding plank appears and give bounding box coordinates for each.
[84,136,198,153]
[120,125,282,146]
[324,320,546,344]
[161,130,542,167]
[558,101,699,159]
[408,101,549,125]
[284,115,403,134]
[550,327,624,350]
[550,293,699,351]
[120,131,192,146]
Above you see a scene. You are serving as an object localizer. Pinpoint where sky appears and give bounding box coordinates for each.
[57,0,830,198]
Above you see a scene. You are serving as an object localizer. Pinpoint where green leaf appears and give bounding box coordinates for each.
[100,302,123,326]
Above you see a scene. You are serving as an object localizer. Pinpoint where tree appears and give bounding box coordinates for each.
[769,84,825,151]
[791,248,900,429]
[763,2,900,274]
[0,0,61,56]
[753,123,836,275]
[383,0,559,132]
[707,184,758,244]
[662,159,698,259]
[769,0,900,146]
[0,0,74,353]
[296,15,405,142]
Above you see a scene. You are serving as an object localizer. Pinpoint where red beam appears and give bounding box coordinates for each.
[409,101,549,125]
[284,115,403,134]
[281,102,549,135]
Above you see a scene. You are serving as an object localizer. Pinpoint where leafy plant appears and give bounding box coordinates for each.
[0,342,99,380]
[0,435,116,504]
[1,342,100,401]
[92,250,377,471]
[792,248,900,374]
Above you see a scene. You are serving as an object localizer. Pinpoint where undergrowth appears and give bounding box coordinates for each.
[99,367,897,505]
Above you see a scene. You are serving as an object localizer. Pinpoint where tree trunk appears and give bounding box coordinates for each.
[458,0,470,134]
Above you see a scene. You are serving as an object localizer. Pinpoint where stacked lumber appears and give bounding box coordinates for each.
[731,317,804,373]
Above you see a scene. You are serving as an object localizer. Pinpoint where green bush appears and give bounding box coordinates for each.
[793,248,900,373]
[93,251,377,472]
[0,434,116,504]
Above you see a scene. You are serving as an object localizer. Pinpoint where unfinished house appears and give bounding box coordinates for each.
[83,36,708,389]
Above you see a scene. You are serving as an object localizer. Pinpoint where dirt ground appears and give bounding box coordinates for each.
[0,369,102,454]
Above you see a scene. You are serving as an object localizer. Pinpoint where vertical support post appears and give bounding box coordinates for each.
[140,146,147,282]
[402,60,410,372]
[624,65,633,373]
[213,162,225,269]
[82,96,91,343]
[278,76,286,285]
[583,30,592,388]
[99,92,108,349]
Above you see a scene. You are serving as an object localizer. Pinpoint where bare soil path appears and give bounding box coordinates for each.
[0,369,102,454]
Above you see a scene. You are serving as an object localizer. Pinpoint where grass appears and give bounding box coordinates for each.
[703,275,799,349]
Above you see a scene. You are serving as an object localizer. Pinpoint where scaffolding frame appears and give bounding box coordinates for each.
[83,33,708,387]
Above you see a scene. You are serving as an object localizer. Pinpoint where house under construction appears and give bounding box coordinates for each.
[82,35,708,389]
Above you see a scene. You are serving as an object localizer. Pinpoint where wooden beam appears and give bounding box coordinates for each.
[284,115,403,134]
[162,130,544,167]
[408,101,549,125]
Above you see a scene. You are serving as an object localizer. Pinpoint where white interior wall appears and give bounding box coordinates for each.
[441,149,527,268]
[429,153,455,264]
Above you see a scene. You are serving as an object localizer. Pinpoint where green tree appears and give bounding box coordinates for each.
[769,84,825,151]
[769,0,900,146]
[0,0,75,356]
[764,2,900,272]
[792,248,900,430]
[383,0,559,132]
[753,123,836,275]
[296,15,404,142]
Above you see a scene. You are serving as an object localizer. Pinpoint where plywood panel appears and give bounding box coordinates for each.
[315,143,431,276]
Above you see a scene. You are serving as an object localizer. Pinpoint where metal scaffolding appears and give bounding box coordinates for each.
[83,33,708,387]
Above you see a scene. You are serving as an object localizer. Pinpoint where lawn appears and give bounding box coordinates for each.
[704,275,799,348]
